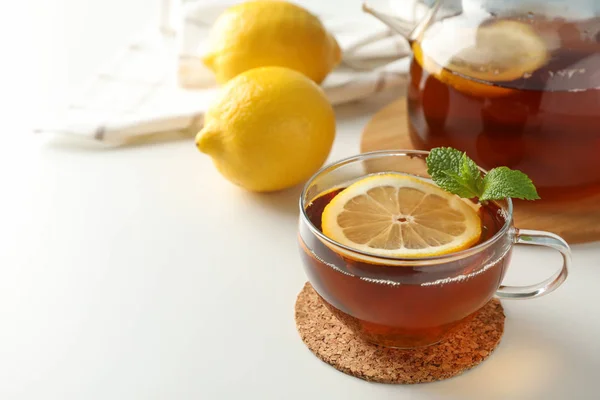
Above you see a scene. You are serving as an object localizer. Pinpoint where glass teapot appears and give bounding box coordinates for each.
[364,0,600,200]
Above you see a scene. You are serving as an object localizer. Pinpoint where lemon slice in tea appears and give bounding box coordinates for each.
[446,20,549,82]
[321,174,482,258]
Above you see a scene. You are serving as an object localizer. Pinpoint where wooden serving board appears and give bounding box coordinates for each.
[361,98,600,244]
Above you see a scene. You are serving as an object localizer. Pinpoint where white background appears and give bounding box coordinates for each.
[1,1,599,399]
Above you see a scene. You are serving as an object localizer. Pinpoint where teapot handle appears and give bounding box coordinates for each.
[363,0,461,42]
[362,1,419,39]
[343,1,429,70]
[347,1,442,70]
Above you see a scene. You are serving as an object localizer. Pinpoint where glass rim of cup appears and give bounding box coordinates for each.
[299,150,514,266]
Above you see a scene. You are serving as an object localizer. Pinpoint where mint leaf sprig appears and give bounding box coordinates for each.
[425,147,540,202]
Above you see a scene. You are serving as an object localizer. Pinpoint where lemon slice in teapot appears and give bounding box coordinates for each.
[446,20,550,82]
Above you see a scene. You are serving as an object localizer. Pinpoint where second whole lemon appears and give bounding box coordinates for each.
[203,0,341,84]
[196,66,336,192]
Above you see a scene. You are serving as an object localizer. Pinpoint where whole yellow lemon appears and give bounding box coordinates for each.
[196,66,336,192]
[203,0,341,84]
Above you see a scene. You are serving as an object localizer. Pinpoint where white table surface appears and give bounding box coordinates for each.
[2,1,600,399]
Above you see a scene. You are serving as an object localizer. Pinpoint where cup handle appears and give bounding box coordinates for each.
[496,229,571,300]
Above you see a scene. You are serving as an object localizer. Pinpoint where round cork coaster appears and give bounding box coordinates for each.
[295,282,505,384]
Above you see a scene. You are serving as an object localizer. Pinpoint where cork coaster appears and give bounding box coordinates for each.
[295,283,505,384]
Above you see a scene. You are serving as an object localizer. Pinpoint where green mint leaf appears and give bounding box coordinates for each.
[480,167,540,201]
[426,147,483,199]
[460,152,484,195]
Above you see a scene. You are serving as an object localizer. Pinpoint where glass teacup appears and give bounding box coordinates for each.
[298,150,570,348]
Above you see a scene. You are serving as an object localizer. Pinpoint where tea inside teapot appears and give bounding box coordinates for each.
[365,0,600,199]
